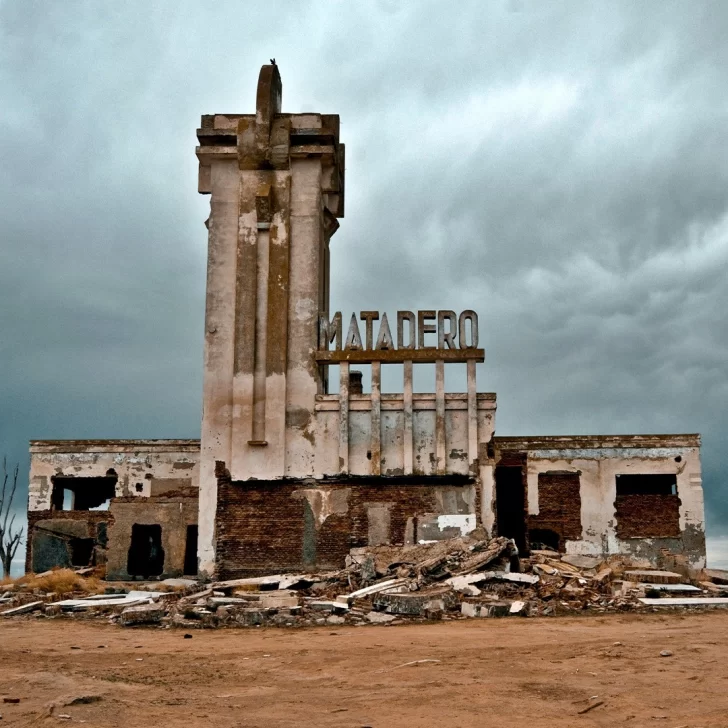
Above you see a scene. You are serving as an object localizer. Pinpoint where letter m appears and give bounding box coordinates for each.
[319,312,342,351]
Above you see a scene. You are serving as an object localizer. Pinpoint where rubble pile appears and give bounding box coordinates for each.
[3,536,728,628]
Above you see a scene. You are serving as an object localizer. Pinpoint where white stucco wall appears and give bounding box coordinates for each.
[28,440,200,512]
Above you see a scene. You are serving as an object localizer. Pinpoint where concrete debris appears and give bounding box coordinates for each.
[2,534,726,628]
[338,578,409,604]
[120,602,166,626]
[639,583,701,593]
[639,597,728,607]
[0,600,44,617]
[703,569,728,585]
[561,555,603,570]
[366,611,396,623]
[624,570,682,584]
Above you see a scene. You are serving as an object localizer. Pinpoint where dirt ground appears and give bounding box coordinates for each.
[1,612,728,727]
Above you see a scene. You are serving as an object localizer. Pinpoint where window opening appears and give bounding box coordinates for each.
[615,474,677,496]
[51,474,117,511]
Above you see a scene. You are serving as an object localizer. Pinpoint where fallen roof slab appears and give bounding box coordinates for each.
[639,597,728,606]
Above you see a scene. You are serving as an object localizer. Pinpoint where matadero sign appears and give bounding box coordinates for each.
[317,310,485,363]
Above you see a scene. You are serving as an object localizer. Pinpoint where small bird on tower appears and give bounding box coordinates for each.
[270,58,276,65]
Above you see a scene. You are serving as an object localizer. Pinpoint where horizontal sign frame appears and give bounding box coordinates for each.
[315,349,485,364]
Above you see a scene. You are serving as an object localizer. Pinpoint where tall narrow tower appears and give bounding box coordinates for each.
[195,64,345,576]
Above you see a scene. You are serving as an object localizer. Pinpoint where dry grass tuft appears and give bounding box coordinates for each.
[15,569,102,595]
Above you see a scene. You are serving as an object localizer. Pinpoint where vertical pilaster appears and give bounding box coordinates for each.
[435,359,446,475]
[198,160,239,578]
[467,359,478,473]
[371,361,381,475]
[403,360,413,475]
[339,361,350,474]
[285,158,323,476]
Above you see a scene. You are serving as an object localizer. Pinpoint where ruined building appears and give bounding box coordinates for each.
[26,65,706,579]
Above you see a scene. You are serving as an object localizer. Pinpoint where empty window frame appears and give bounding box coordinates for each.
[615,474,677,496]
[50,473,118,511]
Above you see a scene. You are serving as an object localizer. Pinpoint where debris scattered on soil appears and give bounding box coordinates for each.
[2,538,728,628]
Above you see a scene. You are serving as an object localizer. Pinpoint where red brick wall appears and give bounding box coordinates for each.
[214,476,470,578]
[528,472,582,550]
[615,494,681,538]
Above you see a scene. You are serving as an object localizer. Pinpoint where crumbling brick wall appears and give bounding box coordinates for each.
[214,474,475,578]
[26,510,113,573]
[615,494,681,539]
[528,471,582,551]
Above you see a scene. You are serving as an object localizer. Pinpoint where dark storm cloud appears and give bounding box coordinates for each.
[1,1,727,562]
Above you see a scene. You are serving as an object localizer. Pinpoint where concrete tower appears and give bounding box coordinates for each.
[195,64,345,576]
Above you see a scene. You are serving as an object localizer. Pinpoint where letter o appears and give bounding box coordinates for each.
[458,310,478,349]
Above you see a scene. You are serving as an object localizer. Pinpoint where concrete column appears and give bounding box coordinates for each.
[198,160,239,578]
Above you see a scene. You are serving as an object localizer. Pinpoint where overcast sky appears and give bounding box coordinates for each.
[1,1,727,561]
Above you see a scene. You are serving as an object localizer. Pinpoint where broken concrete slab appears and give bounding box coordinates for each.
[54,591,161,612]
[460,584,481,596]
[704,569,728,585]
[532,563,558,576]
[640,583,701,593]
[592,567,613,583]
[561,555,603,570]
[373,589,456,616]
[624,570,682,584]
[366,611,396,624]
[120,602,165,626]
[509,600,526,614]
[259,594,299,609]
[1,600,44,616]
[338,578,409,604]
[235,609,266,626]
[161,578,198,589]
[306,600,348,613]
[461,601,511,618]
[699,581,728,593]
[478,571,539,585]
[208,597,251,607]
[639,597,728,606]
[212,575,286,590]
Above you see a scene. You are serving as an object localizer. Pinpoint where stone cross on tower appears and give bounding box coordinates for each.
[195,64,345,575]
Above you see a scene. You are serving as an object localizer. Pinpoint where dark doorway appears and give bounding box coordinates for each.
[127,524,164,578]
[495,465,528,554]
[183,525,198,576]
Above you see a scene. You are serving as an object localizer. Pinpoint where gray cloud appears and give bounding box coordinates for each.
[1,1,727,555]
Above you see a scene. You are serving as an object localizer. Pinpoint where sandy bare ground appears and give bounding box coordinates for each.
[1,612,728,727]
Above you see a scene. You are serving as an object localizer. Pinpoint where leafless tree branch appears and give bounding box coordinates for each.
[0,457,24,578]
